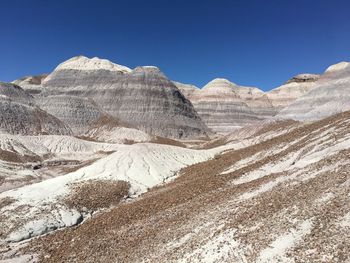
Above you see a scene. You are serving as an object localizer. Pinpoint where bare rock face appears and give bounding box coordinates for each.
[267,74,320,111]
[276,62,350,121]
[40,56,210,139]
[183,78,276,134]
[0,82,72,135]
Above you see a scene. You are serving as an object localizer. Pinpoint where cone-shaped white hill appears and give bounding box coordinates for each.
[186,78,275,133]
[51,55,132,74]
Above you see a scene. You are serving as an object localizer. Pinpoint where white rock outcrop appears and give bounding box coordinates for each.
[276,62,350,121]
[267,74,320,111]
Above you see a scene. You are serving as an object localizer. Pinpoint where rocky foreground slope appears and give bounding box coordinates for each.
[0,141,227,244]
[35,56,210,139]
[1,110,350,262]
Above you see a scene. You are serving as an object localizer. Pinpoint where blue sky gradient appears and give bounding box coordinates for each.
[1,0,349,90]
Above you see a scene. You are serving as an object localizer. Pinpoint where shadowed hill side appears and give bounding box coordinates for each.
[0,82,72,135]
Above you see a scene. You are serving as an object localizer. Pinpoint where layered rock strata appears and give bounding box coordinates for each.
[39,56,210,139]
[184,78,276,133]
[0,82,71,135]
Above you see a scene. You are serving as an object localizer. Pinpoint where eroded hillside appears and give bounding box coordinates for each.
[1,111,348,262]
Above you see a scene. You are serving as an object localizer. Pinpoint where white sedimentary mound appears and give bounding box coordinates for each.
[0,134,119,162]
[267,74,320,110]
[325,61,350,72]
[0,134,121,193]
[51,55,132,74]
[276,61,350,121]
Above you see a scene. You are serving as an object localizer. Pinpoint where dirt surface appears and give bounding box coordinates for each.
[0,149,41,163]
[64,180,130,212]
[88,114,130,130]
[253,119,299,137]
[151,136,187,148]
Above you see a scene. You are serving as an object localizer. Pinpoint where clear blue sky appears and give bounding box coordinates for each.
[1,0,349,91]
